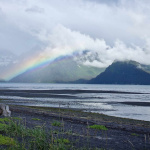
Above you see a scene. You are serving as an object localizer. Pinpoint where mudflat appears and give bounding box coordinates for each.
[0,89,145,99]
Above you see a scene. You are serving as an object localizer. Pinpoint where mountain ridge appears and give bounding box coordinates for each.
[10,58,104,83]
[88,60,150,85]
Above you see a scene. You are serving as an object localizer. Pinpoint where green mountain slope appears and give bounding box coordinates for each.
[88,60,150,85]
[10,58,104,83]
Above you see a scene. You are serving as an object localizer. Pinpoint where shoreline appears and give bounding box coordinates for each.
[10,105,150,133]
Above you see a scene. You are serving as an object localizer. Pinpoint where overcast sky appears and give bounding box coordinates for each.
[0,0,150,67]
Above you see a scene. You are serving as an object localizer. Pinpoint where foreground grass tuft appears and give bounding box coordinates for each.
[0,118,10,123]
[0,123,8,132]
[12,117,23,121]
[131,133,139,136]
[0,134,16,146]
[31,118,41,121]
[54,138,70,144]
[52,121,62,127]
[89,125,108,131]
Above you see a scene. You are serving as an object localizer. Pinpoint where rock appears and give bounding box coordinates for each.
[0,108,3,115]
[0,104,11,117]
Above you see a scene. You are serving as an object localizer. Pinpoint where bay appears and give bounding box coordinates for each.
[0,83,150,121]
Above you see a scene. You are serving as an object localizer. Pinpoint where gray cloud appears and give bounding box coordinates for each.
[85,0,119,5]
[1,0,150,45]
[0,4,42,55]
[0,20,41,55]
[25,6,44,13]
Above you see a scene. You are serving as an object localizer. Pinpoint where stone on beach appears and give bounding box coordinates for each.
[0,108,2,115]
[0,104,11,117]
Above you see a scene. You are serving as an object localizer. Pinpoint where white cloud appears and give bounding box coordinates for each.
[37,25,150,68]
[1,0,150,44]
[0,0,150,66]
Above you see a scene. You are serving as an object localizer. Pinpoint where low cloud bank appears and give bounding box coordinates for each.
[39,25,150,68]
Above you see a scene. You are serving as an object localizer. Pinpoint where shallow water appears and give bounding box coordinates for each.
[0,83,150,121]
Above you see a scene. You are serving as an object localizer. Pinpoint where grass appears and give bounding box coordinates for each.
[0,134,16,146]
[131,133,139,136]
[0,117,51,149]
[12,117,23,121]
[0,116,109,150]
[54,138,70,144]
[0,117,81,150]
[89,125,108,131]
[0,118,10,123]
[0,123,8,132]
[52,120,62,127]
[31,118,41,121]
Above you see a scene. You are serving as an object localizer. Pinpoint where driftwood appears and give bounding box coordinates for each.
[0,104,11,117]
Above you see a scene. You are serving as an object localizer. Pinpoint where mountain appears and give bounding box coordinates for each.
[10,57,105,83]
[0,80,6,82]
[88,60,150,85]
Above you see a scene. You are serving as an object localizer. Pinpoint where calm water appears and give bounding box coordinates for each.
[0,83,150,121]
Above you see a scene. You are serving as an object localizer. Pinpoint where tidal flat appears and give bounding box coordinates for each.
[0,86,150,121]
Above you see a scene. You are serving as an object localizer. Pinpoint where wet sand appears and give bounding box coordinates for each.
[120,101,150,106]
[0,89,147,100]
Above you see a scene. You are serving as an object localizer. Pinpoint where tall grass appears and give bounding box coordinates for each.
[0,117,95,150]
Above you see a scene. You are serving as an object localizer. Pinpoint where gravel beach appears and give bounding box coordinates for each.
[7,105,150,150]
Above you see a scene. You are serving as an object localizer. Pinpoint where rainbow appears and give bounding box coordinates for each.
[2,50,77,81]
